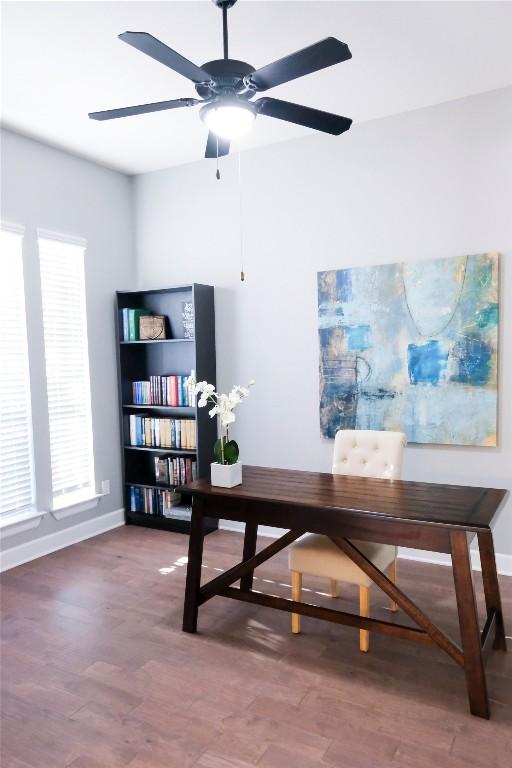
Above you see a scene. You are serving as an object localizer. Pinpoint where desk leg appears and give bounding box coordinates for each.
[450,530,489,719]
[240,520,258,592]
[182,496,205,633]
[478,531,507,651]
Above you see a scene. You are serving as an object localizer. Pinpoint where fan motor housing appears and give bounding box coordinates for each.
[196,59,255,99]
[211,0,238,8]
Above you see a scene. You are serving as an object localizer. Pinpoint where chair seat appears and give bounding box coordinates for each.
[289,534,396,587]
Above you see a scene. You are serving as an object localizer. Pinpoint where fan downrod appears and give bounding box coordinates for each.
[211,0,238,60]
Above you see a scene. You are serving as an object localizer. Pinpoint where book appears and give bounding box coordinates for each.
[120,308,148,341]
[128,309,145,341]
[154,457,169,484]
[128,485,182,516]
[122,308,129,341]
[127,415,197,449]
[152,456,196,487]
[130,374,195,406]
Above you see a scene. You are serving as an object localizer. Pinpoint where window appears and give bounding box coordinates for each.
[0,228,35,519]
[39,235,95,507]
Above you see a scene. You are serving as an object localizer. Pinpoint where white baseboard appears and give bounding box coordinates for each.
[218,521,512,576]
[0,508,125,572]
[3,513,508,577]
[398,548,512,577]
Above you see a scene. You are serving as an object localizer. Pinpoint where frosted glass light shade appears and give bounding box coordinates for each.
[202,103,255,140]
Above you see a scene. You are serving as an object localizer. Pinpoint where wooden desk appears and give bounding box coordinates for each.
[181,466,508,718]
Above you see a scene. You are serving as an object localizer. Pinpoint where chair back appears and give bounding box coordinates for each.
[332,429,406,480]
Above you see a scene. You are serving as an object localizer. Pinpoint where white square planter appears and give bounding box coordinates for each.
[211,461,242,488]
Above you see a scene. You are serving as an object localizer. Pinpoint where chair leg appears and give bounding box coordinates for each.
[359,585,370,652]
[388,559,398,612]
[291,570,302,634]
[330,579,338,598]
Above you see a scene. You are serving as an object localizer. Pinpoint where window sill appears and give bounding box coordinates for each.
[0,508,46,539]
[51,490,105,520]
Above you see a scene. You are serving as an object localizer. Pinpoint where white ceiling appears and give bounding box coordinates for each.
[2,1,512,174]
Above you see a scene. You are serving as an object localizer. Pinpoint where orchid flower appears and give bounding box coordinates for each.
[194,379,255,464]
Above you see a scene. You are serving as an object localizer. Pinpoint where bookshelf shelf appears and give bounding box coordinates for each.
[125,481,183,492]
[125,510,216,534]
[123,404,196,415]
[124,445,196,455]
[116,284,217,535]
[120,339,194,345]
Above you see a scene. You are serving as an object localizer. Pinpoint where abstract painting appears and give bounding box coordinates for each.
[318,253,499,446]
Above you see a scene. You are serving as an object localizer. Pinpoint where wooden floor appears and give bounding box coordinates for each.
[1,527,511,768]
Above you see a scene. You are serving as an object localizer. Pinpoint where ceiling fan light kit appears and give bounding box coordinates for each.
[201,100,256,140]
[89,0,353,157]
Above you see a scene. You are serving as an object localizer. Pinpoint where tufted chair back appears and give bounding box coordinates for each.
[332,429,407,480]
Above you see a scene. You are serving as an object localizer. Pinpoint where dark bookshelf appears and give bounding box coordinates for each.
[124,446,197,455]
[116,284,218,534]
[120,339,194,344]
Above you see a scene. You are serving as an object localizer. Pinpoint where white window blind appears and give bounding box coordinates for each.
[0,228,35,518]
[39,235,95,505]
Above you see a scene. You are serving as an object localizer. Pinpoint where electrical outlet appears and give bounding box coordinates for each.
[101,480,110,495]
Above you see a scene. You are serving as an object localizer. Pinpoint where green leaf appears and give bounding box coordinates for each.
[213,438,239,465]
[213,438,223,464]
[223,440,239,465]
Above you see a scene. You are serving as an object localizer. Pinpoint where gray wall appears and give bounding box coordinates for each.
[134,86,512,559]
[0,128,135,551]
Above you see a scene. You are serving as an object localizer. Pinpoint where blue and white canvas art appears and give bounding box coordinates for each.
[318,253,499,446]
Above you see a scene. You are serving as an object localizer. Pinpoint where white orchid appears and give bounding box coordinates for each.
[228,391,242,408]
[194,381,215,408]
[195,379,254,463]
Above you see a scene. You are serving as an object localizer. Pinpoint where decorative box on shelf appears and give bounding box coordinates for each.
[140,314,166,340]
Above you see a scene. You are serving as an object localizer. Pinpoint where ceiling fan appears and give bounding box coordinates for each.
[88,0,353,159]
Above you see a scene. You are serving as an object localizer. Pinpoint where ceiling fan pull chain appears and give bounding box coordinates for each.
[216,135,221,180]
[239,150,244,282]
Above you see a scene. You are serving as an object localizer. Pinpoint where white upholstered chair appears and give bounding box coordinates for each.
[288,429,407,652]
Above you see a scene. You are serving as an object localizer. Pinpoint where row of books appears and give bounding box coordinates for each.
[154,456,197,486]
[132,374,195,406]
[129,485,182,516]
[129,415,196,449]
[120,308,146,341]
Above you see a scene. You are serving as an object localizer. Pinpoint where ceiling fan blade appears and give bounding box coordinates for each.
[249,37,351,92]
[119,31,212,84]
[89,98,199,121]
[256,97,352,136]
[205,132,230,159]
